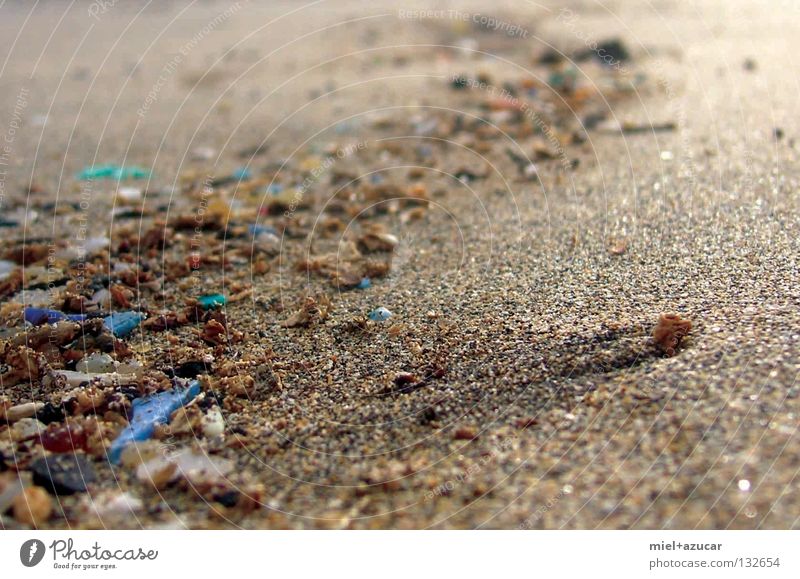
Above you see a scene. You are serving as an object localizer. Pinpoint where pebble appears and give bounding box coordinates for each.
[85,491,143,518]
[201,407,225,437]
[11,418,45,441]
[54,370,139,387]
[11,486,53,527]
[137,449,233,489]
[75,353,115,374]
[0,476,24,512]
[0,259,15,281]
[2,402,44,423]
[368,307,392,322]
[31,454,96,495]
[40,423,87,453]
[83,236,111,254]
[35,403,66,425]
[117,187,142,202]
[191,146,216,161]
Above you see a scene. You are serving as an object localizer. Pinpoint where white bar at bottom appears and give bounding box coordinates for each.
[1,531,796,578]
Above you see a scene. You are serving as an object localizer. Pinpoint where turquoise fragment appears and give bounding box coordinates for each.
[198,294,227,309]
[77,165,150,180]
[232,167,252,180]
[107,381,201,464]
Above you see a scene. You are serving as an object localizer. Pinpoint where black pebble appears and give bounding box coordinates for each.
[213,490,240,507]
[35,402,66,425]
[450,76,468,90]
[31,454,96,495]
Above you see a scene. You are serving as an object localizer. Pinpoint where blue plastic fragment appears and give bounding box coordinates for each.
[248,224,278,237]
[266,184,284,195]
[103,311,144,338]
[198,294,227,310]
[107,381,202,464]
[77,165,150,181]
[24,307,88,325]
[368,307,392,322]
[357,277,371,290]
[232,167,252,180]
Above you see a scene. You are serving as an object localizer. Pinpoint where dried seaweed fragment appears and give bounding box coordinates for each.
[653,313,692,356]
[280,295,332,328]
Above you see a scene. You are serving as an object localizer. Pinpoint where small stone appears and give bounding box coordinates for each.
[12,486,53,527]
[2,402,44,423]
[85,490,143,519]
[137,449,232,489]
[0,259,16,281]
[12,418,45,441]
[137,457,177,490]
[75,352,115,374]
[40,423,87,453]
[201,407,225,437]
[31,454,96,495]
[454,426,477,440]
[35,403,65,425]
[369,307,392,322]
[117,187,142,202]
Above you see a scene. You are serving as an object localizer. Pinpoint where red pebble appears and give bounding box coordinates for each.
[40,424,87,453]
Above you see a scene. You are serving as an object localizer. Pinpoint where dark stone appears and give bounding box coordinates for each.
[173,360,210,379]
[35,402,66,425]
[213,490,240,507]
[577,38,630,64]
[538,48,563,65]
[198,390,224,411]
[31,454,96,495]
[450,75,468,90]
[420,407,438,424]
